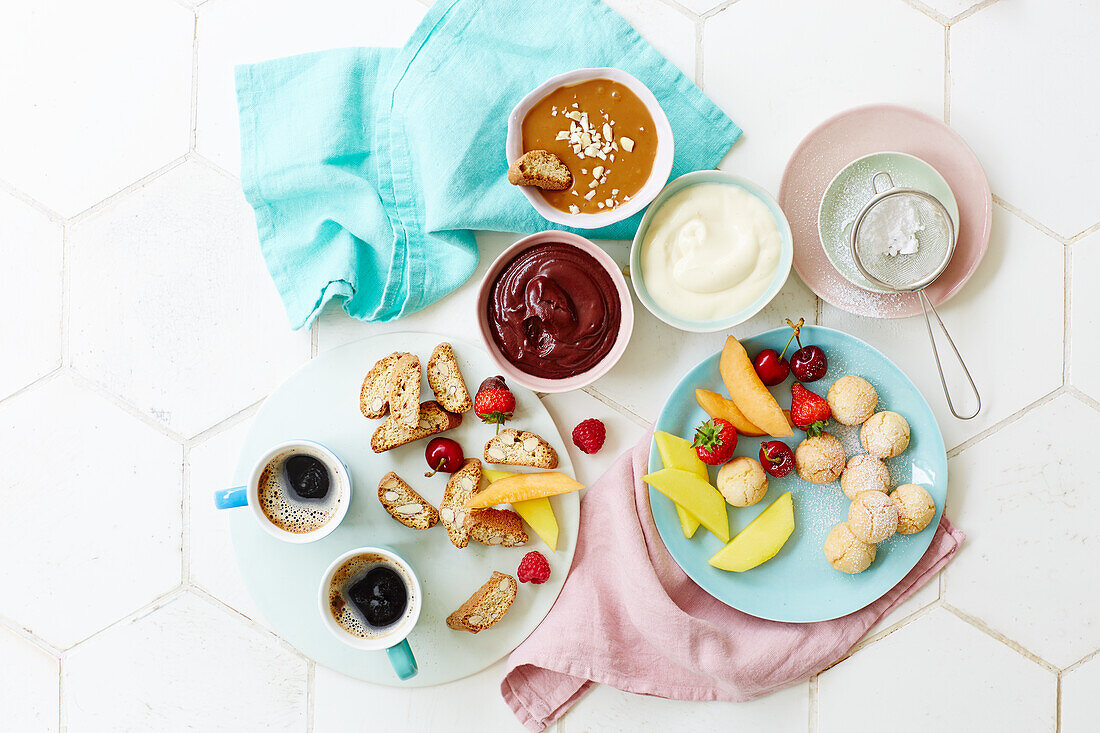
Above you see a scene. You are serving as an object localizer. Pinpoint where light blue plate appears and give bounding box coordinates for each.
[649,326,947,622]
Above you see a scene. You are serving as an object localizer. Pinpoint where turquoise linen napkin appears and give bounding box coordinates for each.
[236,0,741,329]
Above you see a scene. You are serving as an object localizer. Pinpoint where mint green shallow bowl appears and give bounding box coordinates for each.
[819,151,960,294]
[649,326,947,623]
[629,171,793,333]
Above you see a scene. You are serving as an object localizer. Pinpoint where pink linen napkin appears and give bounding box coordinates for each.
[501,430,964,731]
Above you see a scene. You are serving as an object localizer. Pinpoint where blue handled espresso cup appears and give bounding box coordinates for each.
[319,547,422,680]
[214,440,351,544]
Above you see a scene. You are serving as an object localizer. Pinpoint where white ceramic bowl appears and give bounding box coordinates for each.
[505,67,674,229]
[629,171,793,333]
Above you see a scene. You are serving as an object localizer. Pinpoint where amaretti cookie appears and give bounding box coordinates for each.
[827,375,878,426]
[794,433,846,484]
[717,456,769,507]
[840,454,891,501]
[861,411,910,459]
[891,483,936,534]
[848,490,899,544]
[824,522,877,574]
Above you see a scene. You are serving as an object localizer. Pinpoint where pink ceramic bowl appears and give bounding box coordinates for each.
[476,231,633,393]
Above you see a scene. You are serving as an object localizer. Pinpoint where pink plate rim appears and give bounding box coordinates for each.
[779,103,993,319]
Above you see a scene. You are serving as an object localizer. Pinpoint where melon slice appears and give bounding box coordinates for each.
[484,470,559,551]
[719,336,793,437]
[653,431,705,538]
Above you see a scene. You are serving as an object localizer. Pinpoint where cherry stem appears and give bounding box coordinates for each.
[784,317,805,354]
[424,458,446,478]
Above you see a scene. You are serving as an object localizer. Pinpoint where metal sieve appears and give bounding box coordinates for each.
[851,172,981,420]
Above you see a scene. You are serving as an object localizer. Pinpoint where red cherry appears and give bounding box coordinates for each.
[758,441,795,478]
[790,345,828,382]
[753,349,790,386]
[424,438,464,477]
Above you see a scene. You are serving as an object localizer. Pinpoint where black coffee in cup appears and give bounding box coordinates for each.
[257,450,341,534]
[328,553,414,638]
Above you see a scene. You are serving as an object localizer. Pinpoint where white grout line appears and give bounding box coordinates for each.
[950,0,1003,25]
[946,384,1063,459]
[0,612,63,658]
[581,385,652,428]
[1056,673,1063,733]
[693,17,705,91]
[1063,243,1072,387]
[181,444,192,585]
[189,8,200,152]
[0,367,64,410]
[901,0,948,26]
[190,585,310,662]
[65,586,186,652]
[942,602,1061,674]
[59,222,70,368]
[66,155,189,226]
[995,195,1072,244]
[807,674,818,732]
[842,597,942,659]
[1061,647,1100,675]
[1069,220,1100,244]
[700,0,741,20]
[1065,386,1100,414]
[66,368,189,445]
[183,398,262,448]
[0,176,65,224]
[943,25,951,125]
[306,660,317,733]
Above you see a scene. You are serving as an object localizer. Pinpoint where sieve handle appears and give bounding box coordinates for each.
[919,291,981,420]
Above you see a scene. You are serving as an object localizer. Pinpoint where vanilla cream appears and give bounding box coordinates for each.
[641,184,781,322]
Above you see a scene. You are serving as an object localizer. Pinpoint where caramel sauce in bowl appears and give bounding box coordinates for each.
[506,68,674,228]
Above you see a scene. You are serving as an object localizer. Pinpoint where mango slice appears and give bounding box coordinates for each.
[484,470,558,552]
[653,431,705,538]
[719,336,793,437]
[464,471,583,509]
[641,468,730,543]
[709,492,795,572]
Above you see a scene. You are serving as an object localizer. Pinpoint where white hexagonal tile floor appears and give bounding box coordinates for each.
[703,0,944,194]
[0,0,192,216]
[196,0,428,174]
[821,206,1064,450]
[563,679,808,733]
[818,609,1056,732]
[539,389,648,489]
[603,0,696,78]
[945,394,1100,668]
[951,1,1100,237]
[68,161,311,438]
[187,416,269,628]
[0,191,62,400]
[0,627,58,733]
[0,373,181,649]
[315,660,530,733]
[1070,231,1100,403]
[64,592,307,731]
[1062,652,1100,733]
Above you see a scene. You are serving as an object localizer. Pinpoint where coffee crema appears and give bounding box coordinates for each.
[257,451,340,534]
[328,553,415,639]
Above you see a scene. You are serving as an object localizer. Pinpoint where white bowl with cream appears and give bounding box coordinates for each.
[506,67,675,229]
[629,171,793,332]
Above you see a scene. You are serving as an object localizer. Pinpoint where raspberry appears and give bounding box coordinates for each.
[517,551,551,584]
[571,418,606,455]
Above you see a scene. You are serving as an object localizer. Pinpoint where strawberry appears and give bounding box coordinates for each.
[571,418,606,454]
[692,418,738,465]
[517,551,551,584]
[474,376,516,432]
[790,382,831,436]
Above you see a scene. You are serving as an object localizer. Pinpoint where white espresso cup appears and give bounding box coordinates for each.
[214,440,351,543]
[319,547,422,680]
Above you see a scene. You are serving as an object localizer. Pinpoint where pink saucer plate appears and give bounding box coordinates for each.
[778,104,992,319]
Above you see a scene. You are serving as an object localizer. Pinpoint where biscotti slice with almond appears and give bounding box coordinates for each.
[446,571,518,633]
[360,352,401,419]
[377,472,439,530]
[387,353,421,429]
[370,401,462,453]
[426,342,472,414]
[484,429,559,469]
[507,150,572,191]
[439,458,482,548]
[470,508,528,547]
